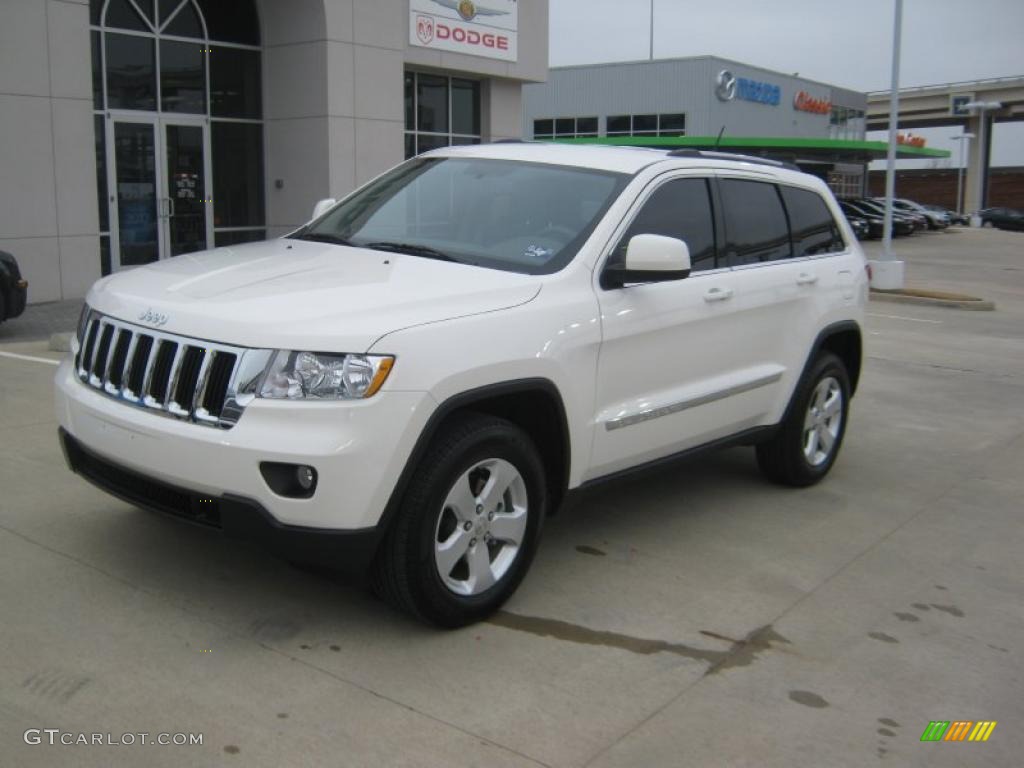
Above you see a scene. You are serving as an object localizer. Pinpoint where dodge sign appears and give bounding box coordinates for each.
[410,0,518,62]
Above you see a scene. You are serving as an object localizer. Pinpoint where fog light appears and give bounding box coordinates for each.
[259,462,318,498]
[296,465,316,491]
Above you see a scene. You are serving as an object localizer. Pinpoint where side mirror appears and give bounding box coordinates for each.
[602,234,692,289]
[310,198,336,221]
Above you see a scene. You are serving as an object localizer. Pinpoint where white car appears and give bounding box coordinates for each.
[56,143,867,626]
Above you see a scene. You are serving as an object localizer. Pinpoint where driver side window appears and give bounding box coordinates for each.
[611,178,718,271]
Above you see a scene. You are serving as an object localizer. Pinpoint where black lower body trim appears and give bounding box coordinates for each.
[59,428,381,574]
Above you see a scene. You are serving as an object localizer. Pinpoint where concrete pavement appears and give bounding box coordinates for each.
[1,228,1021,766]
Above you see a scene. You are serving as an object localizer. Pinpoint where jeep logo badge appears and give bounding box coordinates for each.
[137,308,169,328]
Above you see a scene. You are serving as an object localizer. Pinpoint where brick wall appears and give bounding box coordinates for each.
[868,167,1024,210]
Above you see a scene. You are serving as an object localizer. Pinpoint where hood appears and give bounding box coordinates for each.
[87,239,541,351]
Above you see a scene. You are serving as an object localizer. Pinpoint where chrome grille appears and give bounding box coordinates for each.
[74,311,267,429]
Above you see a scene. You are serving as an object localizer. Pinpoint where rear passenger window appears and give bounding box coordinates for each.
[613,178,717,272]
[719,179,791,266]
[780,186,845,257]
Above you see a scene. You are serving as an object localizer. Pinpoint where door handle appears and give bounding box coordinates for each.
[796,272,819,286]
[703,286,733,303]
[167,196,175,218]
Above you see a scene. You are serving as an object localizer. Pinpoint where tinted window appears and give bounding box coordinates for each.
[613,178,717,271]
[719,179,791,265]
[105,33,156,111]
[632,114,657,133]
[197,0,260,45]
[417,74,448,133]
[533,119,553,137]
[451,78,480,135]
[780,186,845,257]
[577,117,598,136]
[160,40,205,113]
[607,115,630,134]
[210,47,261,118]
[212,122,264,228]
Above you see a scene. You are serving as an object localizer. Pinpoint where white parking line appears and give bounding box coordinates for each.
[867,312,943,324]
[0,351,61,366]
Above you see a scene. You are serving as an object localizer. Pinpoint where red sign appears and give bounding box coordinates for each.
[793,90,832,115]
[897,132,927,148]
[434,20,510,51]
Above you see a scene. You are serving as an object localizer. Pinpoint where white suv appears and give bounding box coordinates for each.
[56,143,867,626]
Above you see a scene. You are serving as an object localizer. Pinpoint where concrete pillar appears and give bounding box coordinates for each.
[963,113,993,214]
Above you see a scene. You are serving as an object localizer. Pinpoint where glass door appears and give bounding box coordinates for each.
[110,118,160,268]
[108,116,212,270]
[162,120,211,257]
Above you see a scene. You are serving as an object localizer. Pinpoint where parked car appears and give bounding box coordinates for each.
[841,200,914,236]
[874,198,949,230]
[924,205,968,226]
[856,198,927,231]
[978,207,1024,231]
[0,250,28,323]
[57,144,867,626]
[846,216,870,240]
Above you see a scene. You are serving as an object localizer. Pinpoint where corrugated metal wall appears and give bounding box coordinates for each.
[522,56,868,140]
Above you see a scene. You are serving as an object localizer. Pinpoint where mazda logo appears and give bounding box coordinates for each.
[715,69,737,101]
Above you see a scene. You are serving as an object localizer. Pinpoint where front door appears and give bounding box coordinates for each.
[108,116,212,270]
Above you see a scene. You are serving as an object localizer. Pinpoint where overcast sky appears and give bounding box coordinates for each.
[549,0,1024,166]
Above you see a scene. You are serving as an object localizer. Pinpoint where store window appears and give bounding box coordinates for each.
[89,0,264,274]
[404,72,482,158]
[829,106,866,140]
[606,113,686,137]
[533,116,598,139]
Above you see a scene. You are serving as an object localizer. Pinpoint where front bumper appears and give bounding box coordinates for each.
[55,357,435,532]
[60,428,381,572]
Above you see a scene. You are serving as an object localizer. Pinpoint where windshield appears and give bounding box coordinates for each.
[293,157,628,274]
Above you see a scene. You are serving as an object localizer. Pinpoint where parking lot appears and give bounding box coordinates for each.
[1,227,1021,767]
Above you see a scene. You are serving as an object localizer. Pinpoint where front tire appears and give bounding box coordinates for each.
[371,413,546,627]
[756,352,850,487]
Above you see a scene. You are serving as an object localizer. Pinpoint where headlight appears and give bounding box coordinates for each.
[258,351,394,400]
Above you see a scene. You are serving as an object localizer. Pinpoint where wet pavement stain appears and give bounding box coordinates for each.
[21,670,91,703]
[878,728,896,737]
[911,603,931,611]
[930,604,965,617]
[224,745,240,755]
[575,545,607,557]
[277,713,288,719]
[488,612,789,676]
[935,585,948,591]
[788,690,829,708]
[869,632,899,644]
[893,612,920,622]
[329,645,341,652]
[878,717,900,728]
[987,644,1008,653]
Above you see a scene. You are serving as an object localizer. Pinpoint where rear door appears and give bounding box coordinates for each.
[716,176,851,423]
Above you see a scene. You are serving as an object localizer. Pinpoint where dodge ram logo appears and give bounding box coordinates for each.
[416,14,434,44]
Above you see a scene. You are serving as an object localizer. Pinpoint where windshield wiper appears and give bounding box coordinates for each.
[364,241,459,263]
[292,232,355,246]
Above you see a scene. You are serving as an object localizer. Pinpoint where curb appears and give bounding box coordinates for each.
[869,290,995,311]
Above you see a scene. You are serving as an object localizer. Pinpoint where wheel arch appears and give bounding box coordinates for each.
[378,379,572,537]
[776,320,862,431]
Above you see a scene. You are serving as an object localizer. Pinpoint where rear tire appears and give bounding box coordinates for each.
[371,412,546,627]
[756,352,850,487]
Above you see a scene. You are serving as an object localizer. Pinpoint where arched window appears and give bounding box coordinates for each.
[90,0,264,272]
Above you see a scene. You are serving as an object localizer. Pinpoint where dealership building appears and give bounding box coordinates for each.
[523,56,946,198]
[0,0,547,303]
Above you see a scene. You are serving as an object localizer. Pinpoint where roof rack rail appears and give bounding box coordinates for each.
[666,149,800,172]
